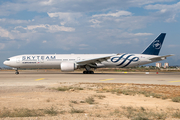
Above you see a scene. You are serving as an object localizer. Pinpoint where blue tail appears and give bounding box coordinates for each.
[142,33,166,55]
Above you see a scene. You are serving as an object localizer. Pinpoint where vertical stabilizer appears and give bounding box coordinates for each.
[142,33,166,55]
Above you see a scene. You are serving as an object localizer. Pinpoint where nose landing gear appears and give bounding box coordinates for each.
[15,68,19,75]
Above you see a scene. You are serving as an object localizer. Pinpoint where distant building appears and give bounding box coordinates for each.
[164,63,169,68]
[156,63,162,68]
[145,66,149,68]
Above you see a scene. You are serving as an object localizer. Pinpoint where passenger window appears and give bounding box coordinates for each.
[69,59,75,61]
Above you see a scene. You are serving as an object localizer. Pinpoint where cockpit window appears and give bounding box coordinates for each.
[6,59,10,61]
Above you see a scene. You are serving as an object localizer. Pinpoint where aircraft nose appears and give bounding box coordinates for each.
[3,61,7,65]
[3,61,9,66]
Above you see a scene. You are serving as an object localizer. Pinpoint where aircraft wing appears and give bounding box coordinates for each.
[76,54,117,65]
[149,54,174,61]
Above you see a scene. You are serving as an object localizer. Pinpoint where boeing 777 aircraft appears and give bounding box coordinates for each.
[3,33,173,74]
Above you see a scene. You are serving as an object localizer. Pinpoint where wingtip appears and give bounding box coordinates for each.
[169,54,175,56]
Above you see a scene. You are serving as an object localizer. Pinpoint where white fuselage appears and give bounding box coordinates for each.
[3,53,160,69]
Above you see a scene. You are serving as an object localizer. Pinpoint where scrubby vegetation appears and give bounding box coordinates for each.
[52,86,83,91]
[85,96,95,104]
[172,96,180,103]
[0,107,59,118]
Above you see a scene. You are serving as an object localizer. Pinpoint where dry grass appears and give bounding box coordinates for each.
[172,96,180,103]
[0,108,43,118]
[172,111,180,118]
[69,100,78,104]
[1,83,180,119]
[69,108,84,114]
[0,107,60,118]
[85,96,95,104]
[91,83,180,102]
[48,83,180,119]
[93,94,106,99]
[44,107,58,116]
[52,86,84,91]
[118,106,167,120]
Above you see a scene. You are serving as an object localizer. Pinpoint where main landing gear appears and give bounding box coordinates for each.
[15,68,19,75]
[83,65,94,74]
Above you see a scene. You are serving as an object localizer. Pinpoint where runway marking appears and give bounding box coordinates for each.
[35,78,45,81]
[100,78,115,81]
[169,80,180,83]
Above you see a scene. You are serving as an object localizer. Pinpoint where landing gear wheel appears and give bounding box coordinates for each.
[15,71,19,75]
[83,71,94,74]
[15,69,19,75]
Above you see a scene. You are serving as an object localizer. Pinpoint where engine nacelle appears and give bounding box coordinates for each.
[60,62,77,72]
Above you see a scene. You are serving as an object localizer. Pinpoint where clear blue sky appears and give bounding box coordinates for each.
[0,0,180,67]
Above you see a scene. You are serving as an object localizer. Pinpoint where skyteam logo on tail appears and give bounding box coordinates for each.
[153,40,161,49]
[111,54,139,67]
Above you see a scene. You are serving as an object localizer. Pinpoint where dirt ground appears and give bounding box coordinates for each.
[0,83,180,120]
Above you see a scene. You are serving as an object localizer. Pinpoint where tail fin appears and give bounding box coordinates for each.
[142,33,166,55]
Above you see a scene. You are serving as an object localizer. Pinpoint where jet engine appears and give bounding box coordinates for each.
[60,62,77,72]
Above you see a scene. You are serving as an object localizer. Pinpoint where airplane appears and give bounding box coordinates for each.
[3,33,173,74]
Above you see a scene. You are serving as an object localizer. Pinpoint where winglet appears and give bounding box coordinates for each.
[142,33,166,55]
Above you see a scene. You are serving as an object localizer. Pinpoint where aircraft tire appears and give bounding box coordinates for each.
[83,71,94,74]
[15,71,19,75]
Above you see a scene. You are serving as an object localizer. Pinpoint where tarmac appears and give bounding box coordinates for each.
[0,70,180,86]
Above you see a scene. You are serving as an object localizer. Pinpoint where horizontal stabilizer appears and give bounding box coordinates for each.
[149,54,174,61]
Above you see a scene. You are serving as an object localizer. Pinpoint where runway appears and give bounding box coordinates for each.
[0,70,180,86]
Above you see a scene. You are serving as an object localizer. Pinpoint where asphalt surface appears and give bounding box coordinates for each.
[0,70,180,86]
